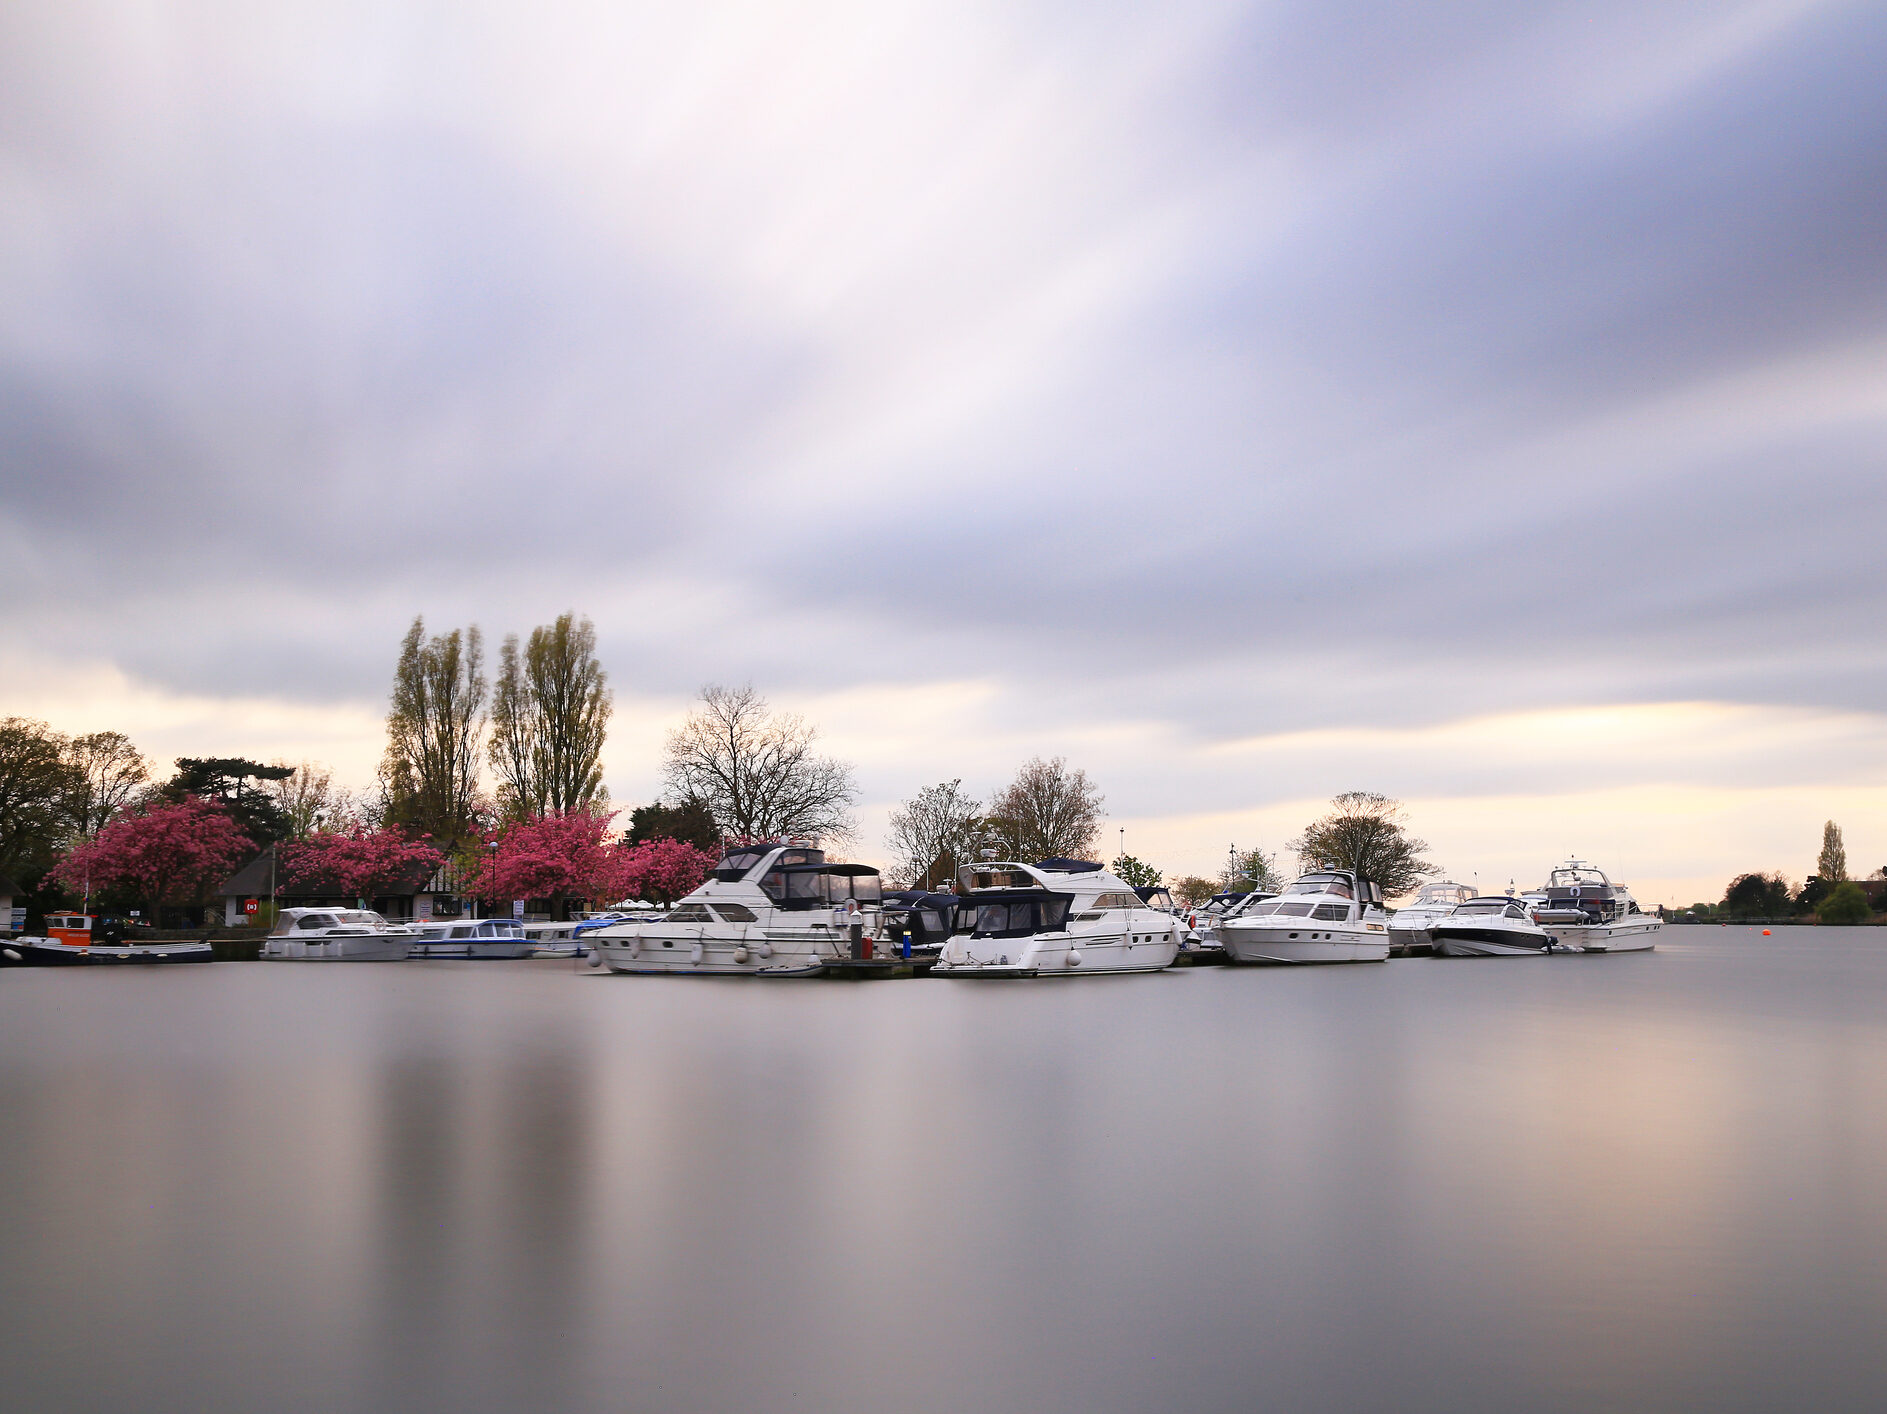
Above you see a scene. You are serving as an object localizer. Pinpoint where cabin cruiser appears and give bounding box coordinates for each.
[519,920,590,957]
[406,918,533,959]
[1430,895,1559,956]
[1216,871,1391,964]
[585,843,887,976]
[1387,881,1475,955]
[931,858,1182,977]
[262,907,413,961]
[1532,860,1661,952]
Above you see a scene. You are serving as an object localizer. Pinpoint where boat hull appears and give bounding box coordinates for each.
[1431,926,1556,957]
[1,938,215,966]
[1540,918,1660,953]
[262,937,411,961]
[590,927,853,977]
[407,941,534,960]
[933,933,1180,978]
[1217,922,1389,965]
[1387,925,1433,956]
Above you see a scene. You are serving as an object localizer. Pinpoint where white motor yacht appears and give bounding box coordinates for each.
[1387,881,1475,955]
[586,843,887,976]
[262,907,412,961]
[1216,871,1391,964]
[931,858,1182,978]
[519,920,589,956]
[1532,860,1661,952]
[406,918,533,959]
[1431,895,1560,956]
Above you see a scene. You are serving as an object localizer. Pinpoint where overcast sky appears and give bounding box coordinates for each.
[4,0,1885,901]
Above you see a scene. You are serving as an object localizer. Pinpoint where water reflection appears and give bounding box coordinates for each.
[2,933,1886,1411]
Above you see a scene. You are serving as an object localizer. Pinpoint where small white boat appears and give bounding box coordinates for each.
[1216,871,1391,964]
[519,920,589,957]
[262,907,412,961]
[1431,896,1560,956]
[1533,860,1661,952]
[587,842,889,976]
[932,858,1182,978]
[1387,881,1475,955]
[407,919,534,959]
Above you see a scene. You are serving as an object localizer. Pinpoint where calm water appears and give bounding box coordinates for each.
[3,927,1885,1413]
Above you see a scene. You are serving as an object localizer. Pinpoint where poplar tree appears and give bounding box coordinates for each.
[382,617,487,846]
[1818,820,1848,883]
[489,613,611,819]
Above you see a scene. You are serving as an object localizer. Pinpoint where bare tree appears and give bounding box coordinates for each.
[528,612,610,814]
[64,730,149,837]
[663,684,857,842]
[884,779,982,889]
[987,757,1104,862]
[1289,791,1435,896]
[1818,820,1848,883]
[268,761,334,840]
[1220,846,1285,894]
[382,616,487,845]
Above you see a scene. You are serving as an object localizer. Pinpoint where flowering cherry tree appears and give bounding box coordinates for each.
[477,810,629,919]
[277,824,445,905]
[53,797,253,922]
[617,837,717,904]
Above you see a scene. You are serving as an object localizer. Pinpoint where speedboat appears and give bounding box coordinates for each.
[1431,896,1560,956]
[1533,860,1661,952]
[931,858,1182,978]
[262,907,413,961]
[585,842,889,976]
[1215,871,1391,964]
[1387,881,1475,955]
[406,918,533,959]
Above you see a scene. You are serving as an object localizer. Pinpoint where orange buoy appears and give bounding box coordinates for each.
[1762,928,1771,936]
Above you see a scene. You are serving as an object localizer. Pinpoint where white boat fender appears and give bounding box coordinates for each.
[758,941,773,958]
[690,942,704,964]
[588,953,603,968]
[2,947,19,962]
[1067,948,1083,967]
[733,945,750,964]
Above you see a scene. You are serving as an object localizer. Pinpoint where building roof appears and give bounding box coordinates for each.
[0,871,22,896]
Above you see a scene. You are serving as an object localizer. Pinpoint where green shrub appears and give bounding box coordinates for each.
[1817,881,1872,926]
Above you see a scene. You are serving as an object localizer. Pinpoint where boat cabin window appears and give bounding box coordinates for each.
[334,911,385,926]
[1088,891,1141,910]
[666,905,714,923]
[1284,875,1352,899]
[971,898,1071,938]
[712,903,758,923]
[963,867,1036,891]
[760,869,883,909]
[1311,903,1350,922]
[297,914,337,930]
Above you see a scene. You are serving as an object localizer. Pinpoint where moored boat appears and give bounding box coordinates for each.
[1533,860,1661,952]
[262,907,413,961]
[406,918,534,959]
[1387,881,1475,955]
[586,842,890,976]
[1430,895,1560,956]
[1215,871,1391,964]
[1,915,215,967]
[931,858,1182,978]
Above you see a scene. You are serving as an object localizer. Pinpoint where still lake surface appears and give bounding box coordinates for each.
[3,926,1885,1413]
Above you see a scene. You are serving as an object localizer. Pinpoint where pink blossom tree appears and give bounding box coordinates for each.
[617,836,717,904]
[476,810,630,919]
[277,824,445,907]
[53,797,254,923]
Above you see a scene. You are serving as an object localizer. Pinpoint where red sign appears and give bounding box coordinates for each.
[244,898,259,914]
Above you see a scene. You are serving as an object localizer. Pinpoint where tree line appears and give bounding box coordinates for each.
[1687,820,1883,926]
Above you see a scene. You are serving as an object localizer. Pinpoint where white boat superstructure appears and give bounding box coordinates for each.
[407,919,533,959]
[1215,871,1392,964]
[1533,860,1661,952]
[931,858,1182,978]
[586,843,886,976]
[262,907,412,962]
[1387,881,1475,954]
[1430,896,1559,956]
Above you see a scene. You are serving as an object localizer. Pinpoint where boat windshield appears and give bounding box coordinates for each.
[1458,899,1529,918]
[1248,900,1316,917]
[333,910,388,926]
[760,868,884,909]
[962,866,1038,891]
[1284,875,1352,899]
[1413,883,1473,906]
